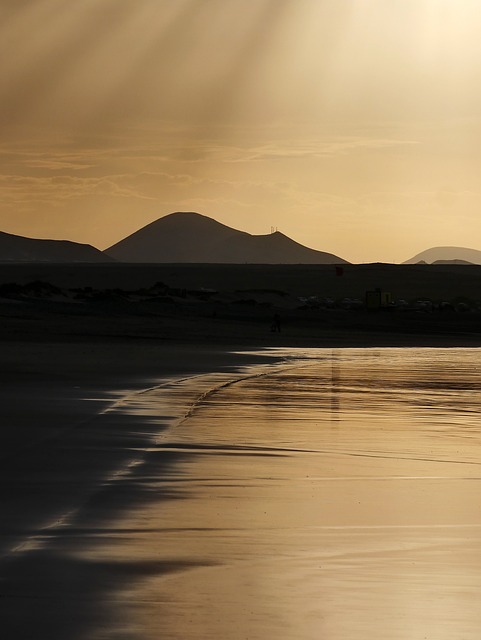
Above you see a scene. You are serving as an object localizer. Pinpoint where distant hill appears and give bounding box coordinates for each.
[106,212,348,264]
[403,247,481,265]
[432,259,474,265]
[0,231,113,263]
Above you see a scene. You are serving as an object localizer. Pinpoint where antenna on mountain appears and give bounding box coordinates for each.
[270,226,274,234]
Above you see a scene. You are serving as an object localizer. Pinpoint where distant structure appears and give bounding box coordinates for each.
[270,226,278,234]
[366,288,392,310]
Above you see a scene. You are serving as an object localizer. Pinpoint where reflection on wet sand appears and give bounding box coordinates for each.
[330,351,341,422]
[4,348,481,639]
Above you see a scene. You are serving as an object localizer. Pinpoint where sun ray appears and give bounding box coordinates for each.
[2,1,481,261]
[0,1,140,133]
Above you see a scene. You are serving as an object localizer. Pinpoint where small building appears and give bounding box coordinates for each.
[365,288,392,310]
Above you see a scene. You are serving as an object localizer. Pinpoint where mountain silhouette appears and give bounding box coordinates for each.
[106,212,348,264]
[432,259,474,265]
[0,231,113,262]
[403,246,481,265]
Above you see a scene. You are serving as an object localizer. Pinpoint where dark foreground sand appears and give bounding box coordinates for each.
[0,338,290,639]
[1,263,481,637]
[0,339,281,543]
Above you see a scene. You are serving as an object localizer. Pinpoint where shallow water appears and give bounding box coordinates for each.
[86,347,481,639]
[6,347,481,639]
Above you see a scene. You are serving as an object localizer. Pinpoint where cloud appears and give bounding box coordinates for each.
[213,137,419,163]
[0,174,151,204]
[117,135,419,165]
[23,159,95,171]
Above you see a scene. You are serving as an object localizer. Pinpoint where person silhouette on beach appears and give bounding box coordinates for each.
[271,313,281,332]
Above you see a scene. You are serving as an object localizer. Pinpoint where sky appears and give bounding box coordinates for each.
[1,0,481,263]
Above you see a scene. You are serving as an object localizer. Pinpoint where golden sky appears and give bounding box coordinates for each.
[1,0,481,263]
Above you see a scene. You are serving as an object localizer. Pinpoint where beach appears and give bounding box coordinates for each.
[3,343,481,638]
[2,264,481,638]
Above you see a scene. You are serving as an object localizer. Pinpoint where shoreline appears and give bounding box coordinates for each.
[1,335,479,546]
[0,340,292,639]
[0,339,286,539]
[2,338,481,638]
[1,332,480,460]
[3,343,480,638]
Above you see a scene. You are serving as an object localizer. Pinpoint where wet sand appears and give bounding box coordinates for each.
[118,349,481,640]
[0,340,281,544]
[0,339,285,639]
[2,346,481,638]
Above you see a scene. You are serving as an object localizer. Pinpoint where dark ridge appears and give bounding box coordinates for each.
[0,231,113,263]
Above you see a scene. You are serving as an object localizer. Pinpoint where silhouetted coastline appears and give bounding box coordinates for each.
[1,262,481,347]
